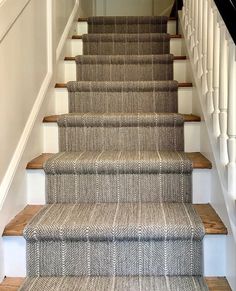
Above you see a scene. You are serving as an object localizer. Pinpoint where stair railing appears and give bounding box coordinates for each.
[182,0,236,201]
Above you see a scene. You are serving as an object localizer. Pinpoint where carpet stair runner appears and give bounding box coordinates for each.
[67,81,178,113]
[19,15,209,290]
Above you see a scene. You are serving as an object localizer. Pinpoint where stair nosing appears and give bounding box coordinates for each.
[72,34,182,39]
[26,152,212,170]
[55,82,193,89]
[2,203,227,237]
[0,277,232,291]
[43,114,201,123]
[64,56,187,61]
[77,17,178,22]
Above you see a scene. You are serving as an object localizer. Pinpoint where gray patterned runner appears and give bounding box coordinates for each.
[58,113,184,151]
[44,151,192,203]
[24,203,204,276]
[20,276,209,291]
[88,16,168,33]
[76,55,173,81]
[83,33,170,55]
[67,81,178,113]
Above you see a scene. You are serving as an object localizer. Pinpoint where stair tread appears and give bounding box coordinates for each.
[43,113,201,123]
[55,82,193,88]
[78,17,178,22]
[3,203,227,237]
[65,55,187,61]
[26,152,212,170]
[23,203,205,241]
[0,277,232,291]
[72,34,182,39]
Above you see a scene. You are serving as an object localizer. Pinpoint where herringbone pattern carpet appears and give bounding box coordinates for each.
[20,16,209,290]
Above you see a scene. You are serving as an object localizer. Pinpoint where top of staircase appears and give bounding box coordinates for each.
[78,17,178,22]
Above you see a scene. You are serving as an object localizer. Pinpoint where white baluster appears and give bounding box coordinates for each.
[182,0,187,26]
[206,0,214,113]
[190,0,196,52]
[197,0,203,78]
[212,6,220,136]
[227,42,236,194]
[219,24,229,164]
[187,0,193,39]
[193,0,199,64]
[201,0,208,96]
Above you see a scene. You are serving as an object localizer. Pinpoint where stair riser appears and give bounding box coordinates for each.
[27,169,211,205]
[63,60,190,83]
[54,87,193,115]
[2,235,226,277]
[75,20,177,36]
[43,122,200,153]
[66,38,184,57]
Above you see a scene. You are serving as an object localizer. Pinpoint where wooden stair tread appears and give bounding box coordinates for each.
[55,82,193,88]
[77,17,178,22]
[0,277,232,291]
[43,114,201,123]
[2,204,227,237]
[26,152,211,170]
[72,34,182,39]
[65,56,187,61]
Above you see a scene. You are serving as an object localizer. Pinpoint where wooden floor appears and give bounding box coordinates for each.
[26,152,212,170]
[3,203,227,237]
[0,277,232,291]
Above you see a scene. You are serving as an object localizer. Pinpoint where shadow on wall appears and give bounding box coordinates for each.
[78,0,177,17]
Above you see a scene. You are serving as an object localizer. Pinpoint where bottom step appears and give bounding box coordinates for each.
[0,276,232,291]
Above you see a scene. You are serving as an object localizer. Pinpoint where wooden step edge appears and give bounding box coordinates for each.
[26,152,212,170]
[64,56,187,61]
[77,17,178,22]
[72,34,182,39]
[55,82,193,89]
[0,277,232,291]
[2,204,227,237]
[43,114,201,123]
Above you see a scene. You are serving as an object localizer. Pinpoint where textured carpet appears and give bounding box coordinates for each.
[88,16,168,34]
[58,113,184,151]
[24,203,204,276]
[22,15,208,290]
[76,55,174,81]
[19,276,209,291]
[83,33,170,55]
[44,151,192,203]
[67,81,178,113]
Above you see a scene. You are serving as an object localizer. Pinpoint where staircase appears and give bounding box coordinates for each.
[1,14,231,291]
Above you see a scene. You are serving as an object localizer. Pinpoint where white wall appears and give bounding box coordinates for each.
[93,0,174,16]
[0,0,79,281]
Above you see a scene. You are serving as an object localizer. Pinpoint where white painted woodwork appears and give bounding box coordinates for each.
[227,41,236,195]
[0,0,79,280]
[219,25,229,165]
[212,7,220,137]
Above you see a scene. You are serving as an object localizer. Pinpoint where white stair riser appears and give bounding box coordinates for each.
[63,60,191,84]
[43,122,200,153]
[66,38,184,57]
[2,234,226,277]
[55,87,193,115]
[27,169,211,205]
[75,20,177,35]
